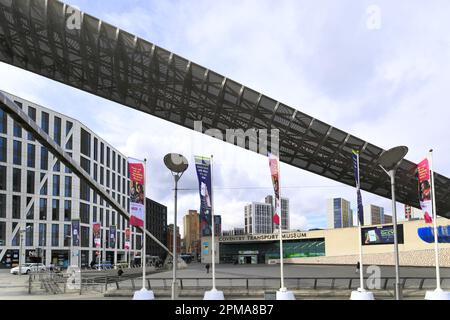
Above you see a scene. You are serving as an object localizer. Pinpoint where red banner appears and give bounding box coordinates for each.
[418,158,433,223]
[128,158,145,227]
[269,153,280,225]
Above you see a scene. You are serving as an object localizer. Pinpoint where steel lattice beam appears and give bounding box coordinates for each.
[1,0,450,218]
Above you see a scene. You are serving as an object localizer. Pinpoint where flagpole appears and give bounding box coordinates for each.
[429,150,441,290]
[278,160,285,291]
[357,152,365,291]
[142,158,147,290]
[211,155,216,291]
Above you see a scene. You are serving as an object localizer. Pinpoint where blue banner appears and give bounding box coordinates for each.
[195,156,212,237]
[352,150,364,225]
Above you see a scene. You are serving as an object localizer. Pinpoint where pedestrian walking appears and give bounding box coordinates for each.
[355,261,360,273]
[205,263,210,274]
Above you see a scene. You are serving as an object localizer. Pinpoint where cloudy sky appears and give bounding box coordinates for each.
[2,0,450,234]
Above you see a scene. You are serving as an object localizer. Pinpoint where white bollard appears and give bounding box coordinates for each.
[276,288,296,300]
[425,288,450,300]
[350,288,375,300]
[204,288,225,300]
[133,288,155,300]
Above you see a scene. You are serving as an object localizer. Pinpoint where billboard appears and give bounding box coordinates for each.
[125,228,131,250]
[361,225,404,245]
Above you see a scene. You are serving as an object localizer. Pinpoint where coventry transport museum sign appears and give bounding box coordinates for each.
[219,231,309,243]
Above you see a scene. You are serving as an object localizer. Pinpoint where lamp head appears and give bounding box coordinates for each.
[164,153,188,174]
[378,146,408,171]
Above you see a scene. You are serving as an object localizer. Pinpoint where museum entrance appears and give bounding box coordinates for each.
[238,251,258,264]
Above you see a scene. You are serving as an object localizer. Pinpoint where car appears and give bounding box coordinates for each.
[10,263,46,275]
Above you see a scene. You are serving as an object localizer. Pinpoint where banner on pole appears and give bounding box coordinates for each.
[93,222,101,248]
[418,158,433,223]
[352,150,364,225]
[109,225,117,248]
[128,158,145,227]
[195,156,212,237]
[268,153,280,225]
[125,228,131,250]
[71,219,80,247]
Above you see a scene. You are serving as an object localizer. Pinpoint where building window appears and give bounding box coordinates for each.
[80,157,90,174]
[0,194,6,218]
[100,142,104,164]
[26,202,34,220]
[64,224,70,247]
[117,155,121,175]
[53,160,60,172]
[0,166,6,190]
[27,144,35,168]
[52,199,60,221]
[64,200,71,222]
[80,180,90,201]
[93,138,98,161]
[13,168,21,192]
[106,169,110,188]
[65,136,73,150]
[106,147,110,167]
[0,221,6,247]
[40,147,48,170]
[81,226,89,248]
[54,116,62,145]
[53,175,60,196]
[80,203,90,224]
[93,163,98,181]
[100,167,104,185]
[65,176,72,197]
[13,140,22,165]
[41,112,49,134]
[26,170,35,194]
[93,206,97,223]
[13,121,22,138]
[39,223,46,246]
[0,137,6,163]
[112,151,116,171]
[0,109,7,134]
[80,128,91,157]
[51,224,59,247]
[26,223,33,246]
[39,198,47,220]
[12,195,21,219]
[66,121,73,136]
[27,107,36,141]
[40,175,47,195]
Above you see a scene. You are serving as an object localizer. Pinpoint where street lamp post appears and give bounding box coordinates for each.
[19,225,31,276]
[164,153,188,301]
[378,146,408,301]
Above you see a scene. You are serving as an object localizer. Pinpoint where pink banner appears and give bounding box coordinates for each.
[128,158,145,227]
[269,153,280,225]
[418,158,433,223]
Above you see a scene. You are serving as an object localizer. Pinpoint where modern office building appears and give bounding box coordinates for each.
[363,204,393,226]
[222,227,245,236]
[145,198,167,260]
[214,215,222,236]
[0,91,143,269]
[244,202,273,234]
[264,195,290,231]
[327,198,353,229]
[183,210,200,255]
[167,224,181,254]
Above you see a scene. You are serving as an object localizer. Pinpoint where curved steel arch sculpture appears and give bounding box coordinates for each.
[0,0,450,218]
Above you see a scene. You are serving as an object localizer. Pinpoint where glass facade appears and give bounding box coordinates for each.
[220,238,326,264]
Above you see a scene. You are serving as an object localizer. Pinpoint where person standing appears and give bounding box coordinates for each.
[355,261,360,274]
[205,263,210,274]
